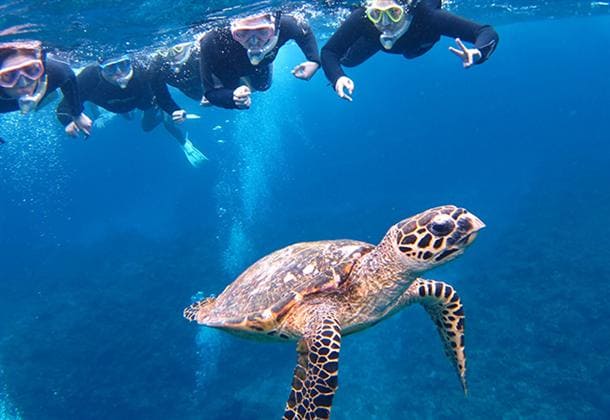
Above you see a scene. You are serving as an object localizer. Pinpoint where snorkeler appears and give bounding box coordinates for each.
[199,11,320,109]
[150,39,206,103]
[56,54,207,167]
[321,0,499,101]
[0,40,91,135]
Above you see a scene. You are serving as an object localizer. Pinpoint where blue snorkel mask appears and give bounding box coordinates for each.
[100,55,133,89]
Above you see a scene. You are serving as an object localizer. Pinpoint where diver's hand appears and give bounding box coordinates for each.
[172,109,187,124]
[334,76,354,102]
[291,61,320,81]
[75,113,92,135]
[0,23,39,37]
[233,85,251,109]
[67,113,92,138]
[449,38,482,68]
[65,122,81,138]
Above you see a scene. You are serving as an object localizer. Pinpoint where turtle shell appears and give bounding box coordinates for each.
[203,240,373,331]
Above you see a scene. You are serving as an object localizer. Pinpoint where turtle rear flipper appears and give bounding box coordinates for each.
[284,305,341,420]
[405,278,467,394]
[183,296,216,323]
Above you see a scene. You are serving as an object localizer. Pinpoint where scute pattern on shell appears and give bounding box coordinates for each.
[204,240,374,326]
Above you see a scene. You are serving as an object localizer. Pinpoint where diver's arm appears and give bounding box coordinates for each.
[149,64,181,115]
[321,8,365,86]
[55,97,72,126]
[55,66,95,126]
[282,16,320,64]
[204,87,240,109]
[46,58,85,117]
[431,9,499,64]
[199,31,239,109]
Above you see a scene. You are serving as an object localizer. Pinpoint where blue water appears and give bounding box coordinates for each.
[1,3,610,419]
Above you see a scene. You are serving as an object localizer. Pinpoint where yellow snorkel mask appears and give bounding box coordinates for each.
[365,0,414,50]
[366,4,405,24]
[158,41,194,73]
[167,42,193,64]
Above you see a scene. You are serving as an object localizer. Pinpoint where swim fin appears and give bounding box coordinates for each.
[181,133,208,167]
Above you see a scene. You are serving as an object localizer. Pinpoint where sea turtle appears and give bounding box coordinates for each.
[184,205,484,419]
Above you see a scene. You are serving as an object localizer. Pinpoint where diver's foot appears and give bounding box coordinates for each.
[181,137,208,167]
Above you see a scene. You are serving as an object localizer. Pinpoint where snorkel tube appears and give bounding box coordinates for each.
[116,73,132,89]
[378,18,411,50]
[18,74,48,114]
[112,62,133,89]
[249,11,281,65]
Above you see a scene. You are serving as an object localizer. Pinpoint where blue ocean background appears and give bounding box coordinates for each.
[1,2,610,418]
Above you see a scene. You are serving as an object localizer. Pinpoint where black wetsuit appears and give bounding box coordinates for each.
[150,47,203,106]
[321,0,499,86]
[0,57,83,117]
[56,61,179,126]
[199,15,320,109]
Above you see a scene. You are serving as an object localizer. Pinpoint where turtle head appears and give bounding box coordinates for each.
[392,205,485,272]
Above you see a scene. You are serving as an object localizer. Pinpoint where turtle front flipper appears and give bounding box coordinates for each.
[404,278,467,394]
[284,305,341,420]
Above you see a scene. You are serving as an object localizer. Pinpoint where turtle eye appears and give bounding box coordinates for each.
[428,216,455,237]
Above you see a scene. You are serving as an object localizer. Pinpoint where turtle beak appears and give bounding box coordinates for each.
[471,215,486,231]
[463,214,485,245]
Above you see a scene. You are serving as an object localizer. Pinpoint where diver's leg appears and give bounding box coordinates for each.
[162,113,186,145]
[162,114,208,167]
[141,106,163,132]
[121,111,135,121]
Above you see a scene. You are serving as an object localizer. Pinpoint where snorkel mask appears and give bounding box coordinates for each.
[100,55,133,89]
[231,12,280,65]
[0,40,47,113]
[366,0,414,50]
[159,42,194,73]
